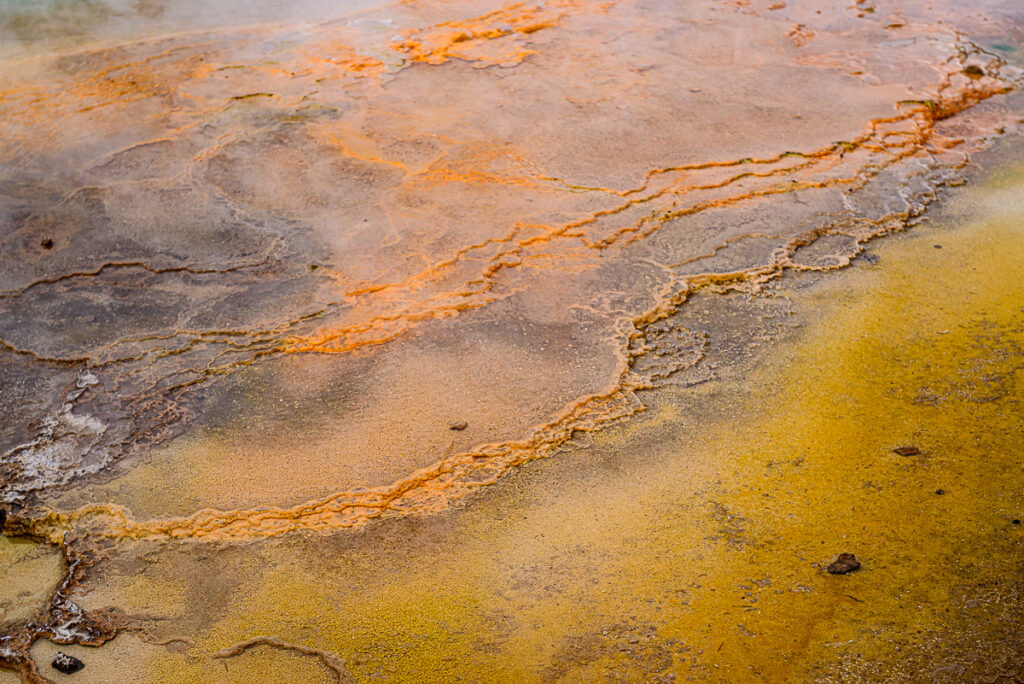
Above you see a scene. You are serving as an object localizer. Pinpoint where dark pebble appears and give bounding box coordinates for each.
[40,238,54,249]
[826,553,861,575]
[450,421,468,431]
[933,244,942,249]
[934,489,945,495]
[893,446,920,456]
[1013,519,1021,526]
[52,652,84,674]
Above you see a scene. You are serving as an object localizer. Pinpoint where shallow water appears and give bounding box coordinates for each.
[0,0,1022,681]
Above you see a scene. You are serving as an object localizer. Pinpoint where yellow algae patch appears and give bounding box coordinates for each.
[155,564,504,682]
[0,536,63,629]
[32,151,1023,683]
[196,163,1019,681]
[500,173,1024,681]
[78,574,188,621]
[557,176,1016,679]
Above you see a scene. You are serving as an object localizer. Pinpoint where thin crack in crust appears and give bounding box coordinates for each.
[214,636,355,683]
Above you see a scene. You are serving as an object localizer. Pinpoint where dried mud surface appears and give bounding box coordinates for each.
[1,0,1023,681]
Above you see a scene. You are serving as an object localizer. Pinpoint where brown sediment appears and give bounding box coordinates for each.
[9,59,1013,544]
[0,48,1001,392]
[0,32,1013,487]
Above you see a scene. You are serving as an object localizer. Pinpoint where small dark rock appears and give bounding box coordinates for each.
[449,421,468,431]
[934,489,945,495]
[893,446,920,456]
[826,553,861,575]
[52,652,84,674]
[1013,519,1021,526]
[963,64,985,79]
[933,244,942,249]
[40,238,54,249]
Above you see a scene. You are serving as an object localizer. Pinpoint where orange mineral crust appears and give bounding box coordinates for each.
[0,0,1022,680]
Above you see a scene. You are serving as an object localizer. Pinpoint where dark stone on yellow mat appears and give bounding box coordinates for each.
[826,553,861,575]
[52,652,84,674]
[963,64,985,79]
[893,446,920,456]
